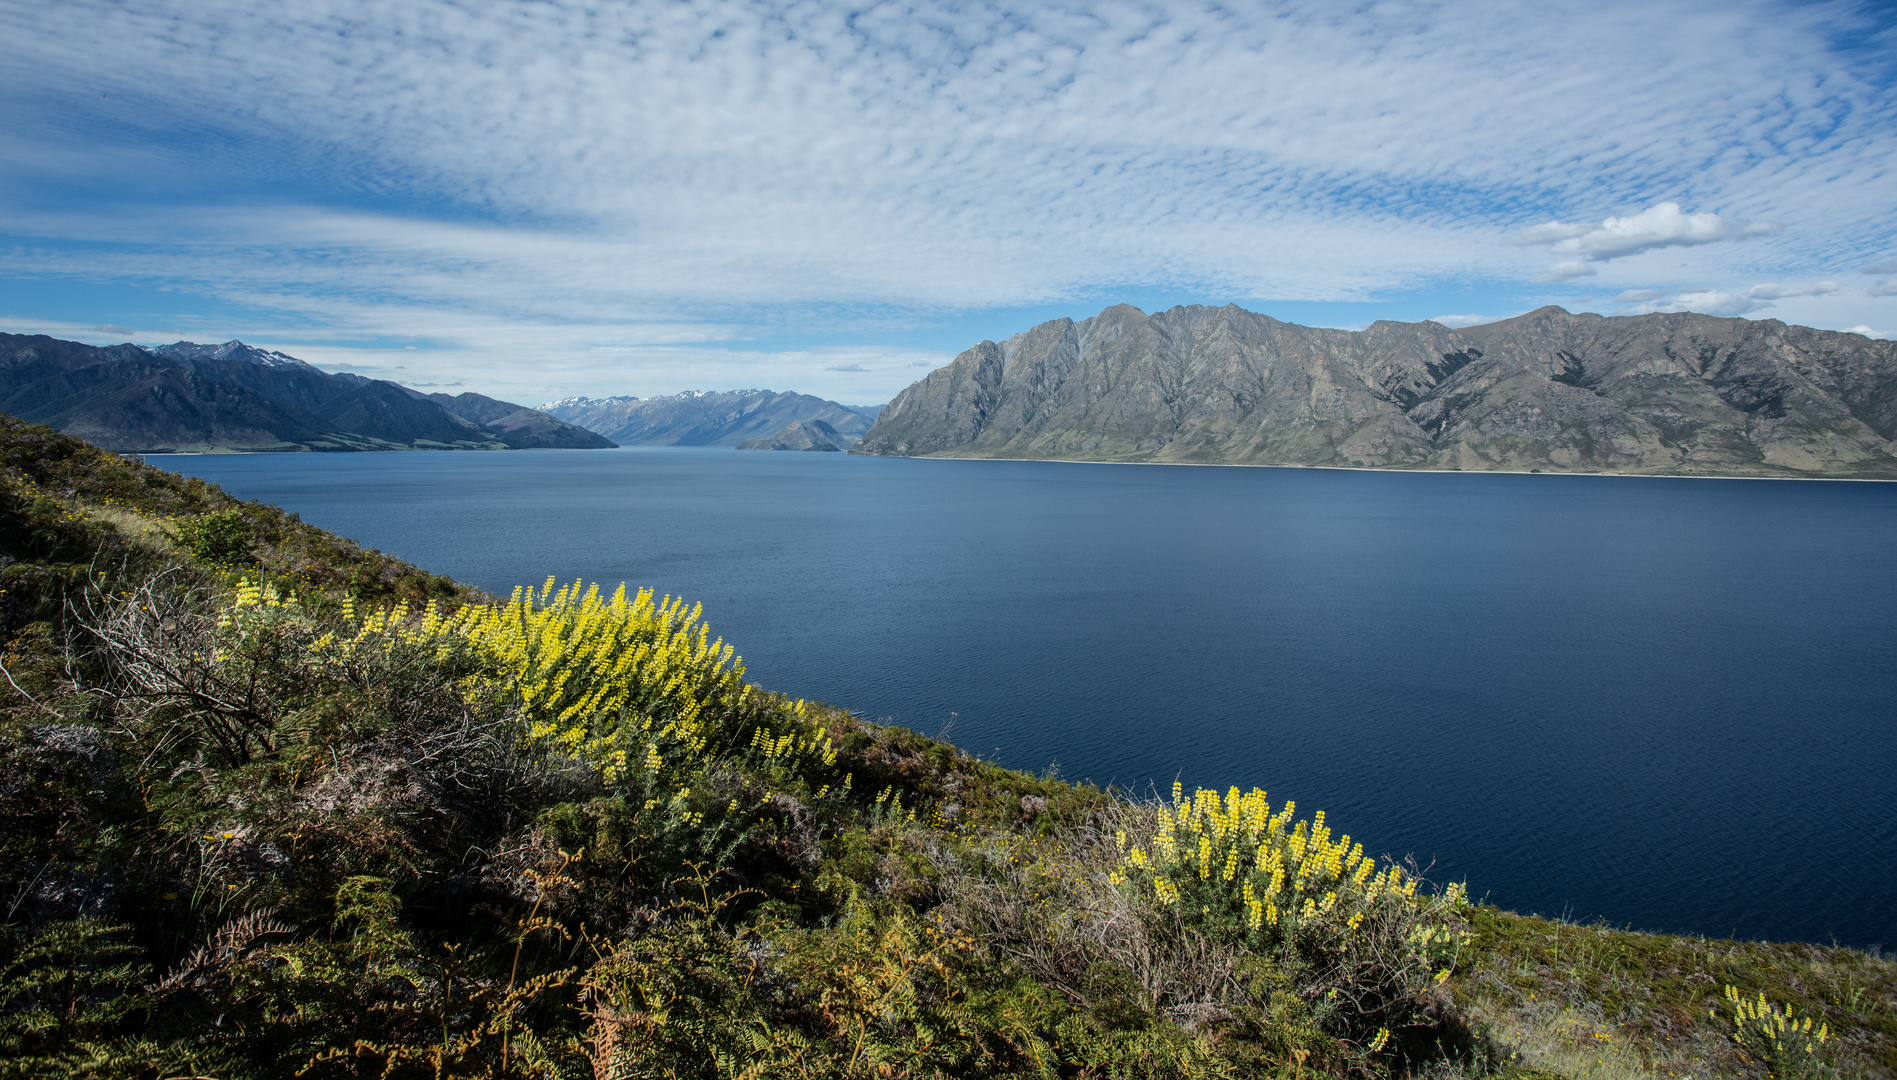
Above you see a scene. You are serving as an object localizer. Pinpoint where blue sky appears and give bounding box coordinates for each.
[2,0,1895,407]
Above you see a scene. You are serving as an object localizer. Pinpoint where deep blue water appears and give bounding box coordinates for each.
[159,447,1897,949]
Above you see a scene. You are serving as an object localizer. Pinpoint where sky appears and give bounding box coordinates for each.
[2,0,1895,407]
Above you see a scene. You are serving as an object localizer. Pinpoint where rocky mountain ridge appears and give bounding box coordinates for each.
[0,334,614,453]
[542,390,880,447]
[853,305,1897,478]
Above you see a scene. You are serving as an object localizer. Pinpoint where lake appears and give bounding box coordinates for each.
[158,447,1897,948]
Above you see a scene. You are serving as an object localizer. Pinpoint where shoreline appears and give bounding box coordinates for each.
[856,449,1897,483]
[140,442,1897,482]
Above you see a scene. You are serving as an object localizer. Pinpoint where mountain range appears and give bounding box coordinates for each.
[853,304,1897,479]
[0,335,613,453]
[541,390,881,447]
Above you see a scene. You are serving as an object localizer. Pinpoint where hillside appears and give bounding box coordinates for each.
[0,334,614,453]
[854,305,1897,479]
[736,419,847,451]
[0,417,1891,1080]
[542,389,881,447]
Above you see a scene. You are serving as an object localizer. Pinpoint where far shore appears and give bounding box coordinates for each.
[132,443,1896,482]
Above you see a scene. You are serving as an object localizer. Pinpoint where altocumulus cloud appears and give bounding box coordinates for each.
[0,0,1894,399]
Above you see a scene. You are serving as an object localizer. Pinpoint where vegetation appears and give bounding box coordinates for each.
[0,414,1891,1079]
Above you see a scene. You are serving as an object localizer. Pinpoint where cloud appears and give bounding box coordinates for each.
[1867,280,1897,297]
[1689,290,1775,317]
[1536,261,1597,282]
[1518,203,1778,269]
[2,0,1895,400]
[825,363,870,373]
[1431,314,1509,328]
[0,316,168,342]
[1616,288,1764,317]
[1745,281,1839,300]
[1862,262,1897,275]
[1844,325,1892,339]
[1653,290,1766,317]
[1618,279,1844,316]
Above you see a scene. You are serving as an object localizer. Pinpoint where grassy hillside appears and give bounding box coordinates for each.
[0,416,1890,1080]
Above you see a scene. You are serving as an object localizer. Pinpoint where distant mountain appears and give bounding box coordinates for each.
[735,419,845,451]
[0,334,614,453]
[540,390,881,447]
[854,304,1897,479]
[424,391,615,448]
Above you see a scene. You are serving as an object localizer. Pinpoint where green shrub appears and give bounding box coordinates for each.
[175,509,254,563]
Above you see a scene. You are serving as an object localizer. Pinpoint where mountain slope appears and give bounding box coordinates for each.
[541,390,881,446]
[0,334,612,452]
[0,336,355,452]
[424,391,616,449]
[735,419,845,451]
[853,305,1897,478]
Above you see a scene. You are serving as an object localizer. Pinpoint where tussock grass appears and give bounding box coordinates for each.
[1448,907,1895,1078]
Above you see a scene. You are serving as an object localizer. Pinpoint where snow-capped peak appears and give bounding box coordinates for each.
[147,340,318,371]
[539,394,640,410]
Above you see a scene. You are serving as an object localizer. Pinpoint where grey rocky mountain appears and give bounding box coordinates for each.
[852,304,1897,478]
[735,419,845,451]
[0,334,613,452]
[541,390,880,447]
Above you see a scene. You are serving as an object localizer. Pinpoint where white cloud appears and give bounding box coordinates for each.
[1519,203,1778,270]
[1861,262,1897,274]
[1431,314,1509,328]
[1843,325,1891,339]
[1618,289,1766,317]
[1616,279,1846,317]
[1867,280,1897,298]
[1745,280,1839,300]
[1673,290,1770,317]
[1,0,1895,398]
[1536,260,1597,282]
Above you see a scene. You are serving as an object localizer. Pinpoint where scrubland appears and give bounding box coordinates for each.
[0,416,1890,1080]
